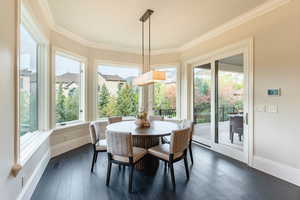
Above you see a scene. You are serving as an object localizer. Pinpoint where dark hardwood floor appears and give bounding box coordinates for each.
[32,144,300,200]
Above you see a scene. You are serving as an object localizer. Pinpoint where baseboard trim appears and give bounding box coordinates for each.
[50,135,90,158]
[17,150,51,200]
[253,156,300,186]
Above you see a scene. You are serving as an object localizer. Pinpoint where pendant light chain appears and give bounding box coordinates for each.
[134,9,165,86]
[142,21,145,72]
[148,15,151,72]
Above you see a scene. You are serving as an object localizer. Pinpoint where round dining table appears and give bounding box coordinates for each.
[106,120,181,175]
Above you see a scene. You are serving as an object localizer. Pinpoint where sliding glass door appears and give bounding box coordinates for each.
[215,54,245,150]
[193,63,212,146]
[192,52,249,163]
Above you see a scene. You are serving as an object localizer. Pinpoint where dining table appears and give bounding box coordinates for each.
[106,120,181,175]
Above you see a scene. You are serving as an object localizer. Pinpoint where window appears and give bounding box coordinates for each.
[96,65,139,119]
[153,67,177,118]
[55,54,85,125]
[19,24,39,136]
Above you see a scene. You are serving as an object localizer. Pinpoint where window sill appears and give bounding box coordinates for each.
[96,116,136,122]
[54,121,90,131]
[20,130,53,166]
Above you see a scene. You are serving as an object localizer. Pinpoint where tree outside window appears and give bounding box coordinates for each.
[96,65,139,119]
[153,68,177,118]
[55,54,83,124]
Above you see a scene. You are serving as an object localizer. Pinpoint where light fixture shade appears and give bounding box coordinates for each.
[133,70,166,86]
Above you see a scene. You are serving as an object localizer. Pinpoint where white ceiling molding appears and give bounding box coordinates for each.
[38,0,56,29]
[22,2,49,44]
[38,0,290,55]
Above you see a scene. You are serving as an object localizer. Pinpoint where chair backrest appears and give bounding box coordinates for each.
[106,130,133,157]
[149,115,164,121]
[90,121,106,144]
[89,123,98,145]
[108,116,122,124]
[232,116,243,134]
[182,119,194,140]
[170,127,190,154]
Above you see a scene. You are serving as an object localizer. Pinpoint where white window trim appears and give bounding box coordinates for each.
[51,47,88,128]
[150,63,181,120]
[182,38,254,166]
[18,3,50,166]
[92,60,142,121]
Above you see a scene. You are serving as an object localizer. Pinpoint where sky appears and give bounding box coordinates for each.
[55,55,81,75]
[20,24,37,72]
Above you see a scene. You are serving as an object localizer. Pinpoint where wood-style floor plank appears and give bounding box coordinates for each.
[31,144,300,200]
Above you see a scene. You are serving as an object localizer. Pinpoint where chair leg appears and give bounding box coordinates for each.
[169,163,176,191]
[184,155,190,180]
[91,151,96,172]
[94,152,98,163]
[189,144,194,165]
[129,165,134,192]
[106,160,112,186]
[230,131,234,143]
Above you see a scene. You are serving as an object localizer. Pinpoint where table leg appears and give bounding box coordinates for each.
[132,136,160,176]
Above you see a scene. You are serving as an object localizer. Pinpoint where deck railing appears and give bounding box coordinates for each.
[193,105,238,123]
[154,108,176,119]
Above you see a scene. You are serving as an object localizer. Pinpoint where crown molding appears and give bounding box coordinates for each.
[38,0,55,29]
[38,0,290,55]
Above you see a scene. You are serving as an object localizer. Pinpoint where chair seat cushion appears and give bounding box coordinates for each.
[148,144,183,161]
[96,139,107,151]
[112,147,147,163]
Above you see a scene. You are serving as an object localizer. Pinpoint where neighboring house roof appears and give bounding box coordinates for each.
[20,69,37,82]
[20,69,32,76]
[98,72,126,82]
[56,72,80,84]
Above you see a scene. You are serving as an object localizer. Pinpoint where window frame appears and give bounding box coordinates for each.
[51,47,88,128]
[151,64,181,120]
[17,3,50,166]
[93,60,142,120]
[19,23,40,135]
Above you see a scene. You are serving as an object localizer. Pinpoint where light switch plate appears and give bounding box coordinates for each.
[256,105,266,112]
[266,104,278,113]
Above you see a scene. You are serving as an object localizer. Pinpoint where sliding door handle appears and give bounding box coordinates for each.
[245,113,248,125]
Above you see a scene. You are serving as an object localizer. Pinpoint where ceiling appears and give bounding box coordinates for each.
[47,0,268,52]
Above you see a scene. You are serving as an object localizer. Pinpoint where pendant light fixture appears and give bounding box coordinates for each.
[133,9,166,86]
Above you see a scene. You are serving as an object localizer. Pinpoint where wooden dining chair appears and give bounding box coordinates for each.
[148,128,190,191]
[108,116,122,124]
[89,121,107,172]
[105,130,147,192]
[162,120,194,164]
[182,119,194,164]
[149,115,166,143]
